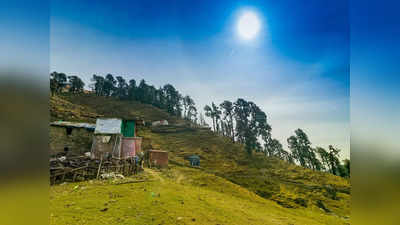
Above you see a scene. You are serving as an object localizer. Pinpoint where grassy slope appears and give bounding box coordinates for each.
[50,94,350,224]
[143,129,350,217]
[53,94,180,124]
[50,167,344,225]
[50,95,100,123]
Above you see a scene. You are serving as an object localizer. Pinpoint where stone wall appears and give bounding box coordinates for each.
[49,126,93,156]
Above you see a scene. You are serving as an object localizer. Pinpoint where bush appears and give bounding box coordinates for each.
[294,198,307,207]
[324,186,338,200]
[255,190,272,199]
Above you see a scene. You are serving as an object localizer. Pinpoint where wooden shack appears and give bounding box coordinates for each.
[91,118,143,160]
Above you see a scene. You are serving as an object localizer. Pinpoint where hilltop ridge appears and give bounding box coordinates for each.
[50,94,350,224]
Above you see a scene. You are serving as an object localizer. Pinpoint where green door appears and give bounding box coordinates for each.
[121,120,135,137]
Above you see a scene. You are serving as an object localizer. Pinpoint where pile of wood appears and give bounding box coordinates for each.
[50,155,139,185]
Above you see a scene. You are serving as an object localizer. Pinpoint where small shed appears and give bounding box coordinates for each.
[91,118,143,160]
[50,121,96,156]
[91,118,123,159]
[188,155,200,167]
[147,150,168,168]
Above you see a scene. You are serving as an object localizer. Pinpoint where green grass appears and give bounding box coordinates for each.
[139,127,350,218]
[50,94,350,224]
[50,167,348,225]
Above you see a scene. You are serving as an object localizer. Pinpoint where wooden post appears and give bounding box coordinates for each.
[96,155,103,179]
[72,172,77,182]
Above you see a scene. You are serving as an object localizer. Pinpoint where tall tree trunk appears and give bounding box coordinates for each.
[212,116,216,132]
[230,116,235,142]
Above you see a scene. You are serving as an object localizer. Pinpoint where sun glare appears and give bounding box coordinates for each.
[237,11,261,40]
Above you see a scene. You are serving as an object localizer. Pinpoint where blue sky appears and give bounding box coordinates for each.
[0,0,49,84]
[51,0,349,159]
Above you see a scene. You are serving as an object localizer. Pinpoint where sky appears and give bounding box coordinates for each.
[0,1,49,86]
[50,0,350,159]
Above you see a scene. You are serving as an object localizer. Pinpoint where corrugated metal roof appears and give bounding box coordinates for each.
[188,155,200,160]
[50,121,96,130]
[94,118,122,134]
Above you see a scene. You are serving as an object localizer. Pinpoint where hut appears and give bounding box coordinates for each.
[49,121,96,156]
[188,155,200,167]
[147,150,168,168]
[90,118,122,159]
[90,118,143,160]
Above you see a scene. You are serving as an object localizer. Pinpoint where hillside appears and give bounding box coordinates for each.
[50,94,350,225]
[51,94,180,124]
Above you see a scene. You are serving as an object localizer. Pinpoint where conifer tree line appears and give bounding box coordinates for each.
[204,99,350,178]
[50,71,349,178]
[50,72,198,122]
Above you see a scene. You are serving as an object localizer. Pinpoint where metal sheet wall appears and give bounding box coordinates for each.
[148,150,168,168]
[121,120,135,137]
[91,135,121,159]
[121,137,136,158]
[133,137,142,154]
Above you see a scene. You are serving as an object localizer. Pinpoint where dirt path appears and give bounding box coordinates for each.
[144,168,165,183]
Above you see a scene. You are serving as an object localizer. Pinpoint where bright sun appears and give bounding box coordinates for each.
[237,11,261,40]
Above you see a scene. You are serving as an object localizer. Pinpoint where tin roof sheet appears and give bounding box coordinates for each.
[94,118,122,134]
[50,121,96,130]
